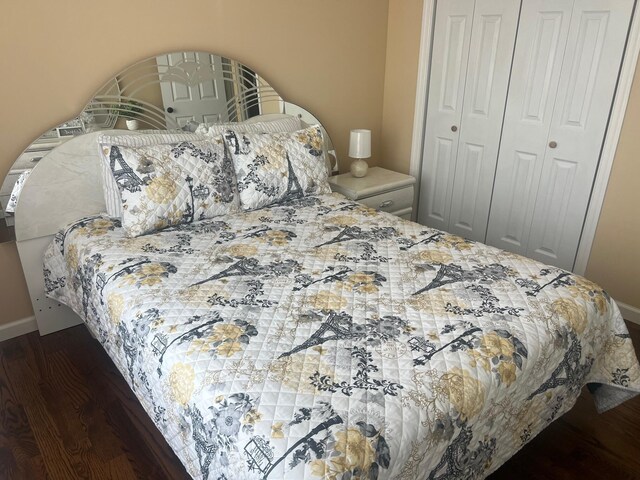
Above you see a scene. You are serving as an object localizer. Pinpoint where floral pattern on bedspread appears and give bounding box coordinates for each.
[43,193,640,480]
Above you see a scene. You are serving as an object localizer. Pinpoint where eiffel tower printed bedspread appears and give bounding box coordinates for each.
[43,193,640,480]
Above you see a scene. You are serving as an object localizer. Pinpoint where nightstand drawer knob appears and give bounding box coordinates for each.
[378,200,394,209]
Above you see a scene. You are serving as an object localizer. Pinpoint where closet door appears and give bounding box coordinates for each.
[486,0,633,270]
[417,0,475,230]
[485,0,577,257]
[447,0,520,240]
[525,0,634,269]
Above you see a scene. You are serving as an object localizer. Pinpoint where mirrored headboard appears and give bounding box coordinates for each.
[0,50,335,243]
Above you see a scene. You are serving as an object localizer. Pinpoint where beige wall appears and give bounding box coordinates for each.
[0,242,33,323]
[380,0,424,174]
[585,59,640,307]
[0,0,389,325]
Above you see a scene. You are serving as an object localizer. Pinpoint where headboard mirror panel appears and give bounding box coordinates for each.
[1,50,334,243]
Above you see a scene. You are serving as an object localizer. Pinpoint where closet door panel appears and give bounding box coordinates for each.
[486,0,574,253]
[526,0,634,269]
[417,0,475,230]
[448,0,520,240]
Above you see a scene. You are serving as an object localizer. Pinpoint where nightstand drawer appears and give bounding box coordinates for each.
[359,186,414,213]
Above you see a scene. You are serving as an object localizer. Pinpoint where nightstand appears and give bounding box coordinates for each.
[328,167,416,219]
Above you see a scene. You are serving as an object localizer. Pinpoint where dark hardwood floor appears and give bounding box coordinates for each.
[1,321,639,479]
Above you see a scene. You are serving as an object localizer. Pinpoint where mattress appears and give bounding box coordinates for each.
[44,193,640,479]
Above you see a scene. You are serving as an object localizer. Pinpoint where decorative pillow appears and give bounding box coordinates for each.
[98,134,238,237]
[195,116,302,137]
[98,132,207,219]
[224,125,331,211]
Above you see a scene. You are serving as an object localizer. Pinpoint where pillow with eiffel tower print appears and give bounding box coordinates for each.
[224,125,331,211]
[98,134,239,237]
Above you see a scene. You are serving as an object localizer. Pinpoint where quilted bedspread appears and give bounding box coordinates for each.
[44,193,640,480]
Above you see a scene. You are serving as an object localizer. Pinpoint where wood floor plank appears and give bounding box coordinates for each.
[0,349,48,479]
[6,359,79,479]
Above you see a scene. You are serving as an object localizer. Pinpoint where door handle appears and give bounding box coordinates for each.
[549,141,557,149]
[451,125,458,132]
[167,107,175,113]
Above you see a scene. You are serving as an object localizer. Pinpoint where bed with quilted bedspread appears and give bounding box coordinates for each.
[44,192,640,479]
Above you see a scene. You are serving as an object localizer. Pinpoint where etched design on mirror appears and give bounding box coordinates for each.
[82,52,283,131]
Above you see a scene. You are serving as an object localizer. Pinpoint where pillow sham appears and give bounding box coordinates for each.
[98,134,238,237]
[224,125,331,211]
[99,132,207,219]
[195,115,302,137]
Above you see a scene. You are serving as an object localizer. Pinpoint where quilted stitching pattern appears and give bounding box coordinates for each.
[225,126,331,211]
[98,136,239,237]
[43,194,640,479]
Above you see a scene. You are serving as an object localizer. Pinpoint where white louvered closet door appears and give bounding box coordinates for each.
[486,0,634,270]
[417,0,520,240]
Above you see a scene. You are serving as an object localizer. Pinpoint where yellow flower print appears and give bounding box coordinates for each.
[326,215,358,227]
[472,332,516,369]
[296,129,323,151]
[79,218,114,237]
[243,409,263,426]
[307,291,348,310]
[106,293,125,325]
[438,367,485,420]
[439,234,473,251]
[122,262,174,288]
[169,362,195,405]
[226,244,258,257]
[217,341,243,357]
[482,332,516,357]
[497,361,517,386]
[265,230,291,246]
[310,459,329,477]
[415,250,453,264]
[566,276,609,315]
[258,142,287,170]
[271,421,284,439]
[140,263,170,277]
[332,428,376,475]
[343,272,379,294]
[146,174,177,204]
[468,332,520,385]
[551,298,587,333]
[210,323,244,342]
[153,205,184,231]
[67,244,80,271]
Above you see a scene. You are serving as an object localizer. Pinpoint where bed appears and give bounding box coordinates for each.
[10,50,640,480]
[42,190,640,479]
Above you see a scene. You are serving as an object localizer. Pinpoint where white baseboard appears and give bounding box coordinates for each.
[617,300,640,325]
[0,316,38,342]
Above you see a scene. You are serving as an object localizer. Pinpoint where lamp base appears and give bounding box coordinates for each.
[350,158,368,177]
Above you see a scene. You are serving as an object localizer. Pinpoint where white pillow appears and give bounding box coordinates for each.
[224,125,331,211]
[99,132,206,219]
[195,116,303,137]
[98,133,238,237]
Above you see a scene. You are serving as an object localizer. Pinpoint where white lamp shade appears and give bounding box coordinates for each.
[349,129,371,159]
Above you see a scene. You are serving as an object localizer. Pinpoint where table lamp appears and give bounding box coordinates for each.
[349,129,371,177]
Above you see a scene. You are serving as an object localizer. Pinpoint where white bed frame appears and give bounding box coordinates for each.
[15,132,105,334]
[14,117,335,335]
